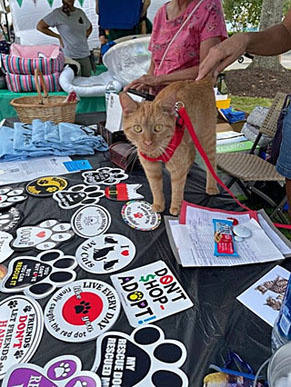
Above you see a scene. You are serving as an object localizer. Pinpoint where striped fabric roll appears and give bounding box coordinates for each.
[6,72,61,92]
[1,50,65,75]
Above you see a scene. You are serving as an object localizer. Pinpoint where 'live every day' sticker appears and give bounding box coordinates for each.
[44,279,120,343]
[0,295,44,379]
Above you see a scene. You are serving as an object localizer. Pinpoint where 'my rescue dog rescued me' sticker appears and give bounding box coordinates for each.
[110,261,193,327]
[44,279,120,343]
[0,295,44,379]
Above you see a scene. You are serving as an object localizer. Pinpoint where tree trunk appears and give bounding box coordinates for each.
[251,0,285,71]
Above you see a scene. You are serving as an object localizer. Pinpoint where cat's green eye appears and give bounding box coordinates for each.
[133,125,142,133]
[154,124,163,132]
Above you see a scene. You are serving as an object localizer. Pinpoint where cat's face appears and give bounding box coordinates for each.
[120,93,176,156]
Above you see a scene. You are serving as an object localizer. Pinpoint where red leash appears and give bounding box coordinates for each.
[178,106,290,230]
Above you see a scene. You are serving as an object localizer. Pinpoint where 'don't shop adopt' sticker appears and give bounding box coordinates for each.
[82,167,128,186]
[110,260,193,327]
[76,234,136,274]
[26,176,68,197]
[2,354,101,387]
[44,279,120,342]
[121,200,161,231]
[0,295,44,379]
[92,325,188,387]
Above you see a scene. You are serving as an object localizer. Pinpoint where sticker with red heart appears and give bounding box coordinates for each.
[75,233,136,274]
[11,219,74,251]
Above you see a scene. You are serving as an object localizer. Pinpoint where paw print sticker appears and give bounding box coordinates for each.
[53,184,104,209]
[11,219,74,251]
[83,167,128,186]
[0,187,28,209]
[93,325,188,386]
[3,355,101,387]
[0,250,77,299]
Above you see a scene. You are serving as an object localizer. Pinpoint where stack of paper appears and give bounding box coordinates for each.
[165,201,291,268]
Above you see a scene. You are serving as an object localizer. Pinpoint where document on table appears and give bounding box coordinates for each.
[166,203,286,267]
[0,156,73,185]
[237,265,290,326]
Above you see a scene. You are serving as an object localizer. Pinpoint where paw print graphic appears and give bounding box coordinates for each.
[83,167,128,186]
[1,250,77,299]
[14,350,24,359]
[94,325,188,387]
[53,184,104,210]
[8,300,18,308]
[23,306,32,313]
[5,355,101,387]
[0,187,27,209]
[74,301,91,315]
[12,219,74,251]
[54,362,71,378]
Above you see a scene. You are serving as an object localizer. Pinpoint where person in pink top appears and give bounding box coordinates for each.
[125,0,227,94]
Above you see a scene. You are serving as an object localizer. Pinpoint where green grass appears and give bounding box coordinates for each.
[230,95,273,114]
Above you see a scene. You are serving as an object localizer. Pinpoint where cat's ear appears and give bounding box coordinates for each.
[119,92,138,115]
[158,92,176,115]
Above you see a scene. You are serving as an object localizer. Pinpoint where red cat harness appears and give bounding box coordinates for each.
[138,111,185,163]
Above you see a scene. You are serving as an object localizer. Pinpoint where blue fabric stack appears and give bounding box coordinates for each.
[0,120,109,161]
[220,108,246,124]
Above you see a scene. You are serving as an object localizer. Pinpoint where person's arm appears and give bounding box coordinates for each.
[124,37,221,91]
[197,9,291,80]
[37,19,63,46]
[86,23,93,38]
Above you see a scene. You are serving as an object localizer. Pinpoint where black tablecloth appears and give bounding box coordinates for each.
[0,122,288,386]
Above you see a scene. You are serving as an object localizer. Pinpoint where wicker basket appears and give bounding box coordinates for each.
[10,68,77,124]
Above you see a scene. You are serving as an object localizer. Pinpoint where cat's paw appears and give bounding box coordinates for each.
[170,205,181,216]
[206,185,220,195]
[152,202,165,213]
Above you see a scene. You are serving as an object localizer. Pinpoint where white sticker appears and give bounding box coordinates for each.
[44,279,121,342]
[11,219,74,251]
[82,167,128,186]
[121,200,161,231]
[110,260,193,327]
[0,231,13,263]
[76,234,136,274]
[71,205,111,238]
[53,184,104,209]
[1,250,78,299]
[0,295,44,379]
[92,325,189,387]
[0,187,27,209]
[0,208,23,233]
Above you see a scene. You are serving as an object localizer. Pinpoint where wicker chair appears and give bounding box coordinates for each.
[217,92,287,222]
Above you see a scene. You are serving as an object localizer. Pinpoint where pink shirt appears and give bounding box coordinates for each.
[149,0,228,76]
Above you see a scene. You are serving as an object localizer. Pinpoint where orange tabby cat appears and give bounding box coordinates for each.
[119,77,218,215]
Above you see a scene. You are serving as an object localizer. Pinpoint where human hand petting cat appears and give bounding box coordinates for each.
[124,75,161,92]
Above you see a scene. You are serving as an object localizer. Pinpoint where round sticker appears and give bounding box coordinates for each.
[26,176,68,197]
[0,295,44,379]
[71,205,111,238]
[121,200,161,231]
[44,279,120,342]
[0,208,23,232]
[76,233,136,274]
